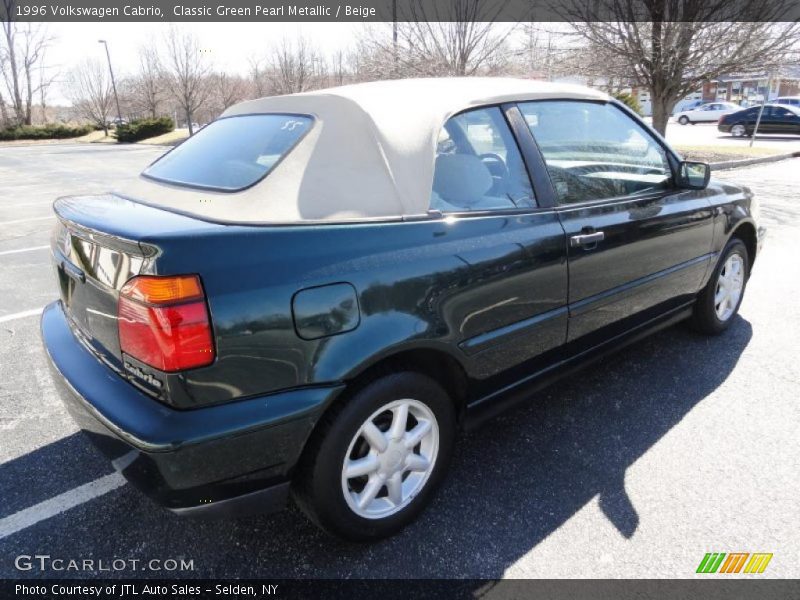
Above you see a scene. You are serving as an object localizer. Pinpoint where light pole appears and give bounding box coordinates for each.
[98,39,123,126]
[750,72,773,148]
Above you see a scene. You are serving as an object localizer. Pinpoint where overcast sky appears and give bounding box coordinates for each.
[45,22,364,105]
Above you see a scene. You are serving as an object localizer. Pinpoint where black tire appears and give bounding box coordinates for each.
[292,371,456,541]
[731,124,747,138]
[690,238,749,335]
[678,116,690,125]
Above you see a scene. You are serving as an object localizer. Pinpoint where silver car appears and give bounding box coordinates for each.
[675,102,741,125]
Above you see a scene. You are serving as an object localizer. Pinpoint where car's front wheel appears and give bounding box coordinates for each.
[678,115,690,125]
[293,371,456,541]
[690,238,749,335]
[731,123,747,137]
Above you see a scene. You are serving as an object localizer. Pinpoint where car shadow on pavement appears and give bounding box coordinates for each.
[0,317,752,579]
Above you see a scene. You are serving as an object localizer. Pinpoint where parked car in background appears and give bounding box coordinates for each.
[42,78,764,541]
[674,102,741,125]
[774,96,800,107]
[718,103,800,137]
[670,97,704,115]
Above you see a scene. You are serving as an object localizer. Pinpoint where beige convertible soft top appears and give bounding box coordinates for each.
[120,77,608,224]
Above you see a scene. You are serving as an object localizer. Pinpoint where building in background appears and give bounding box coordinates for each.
[704,66,800,106]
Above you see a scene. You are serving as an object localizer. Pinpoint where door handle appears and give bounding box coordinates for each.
[570,231,605,248]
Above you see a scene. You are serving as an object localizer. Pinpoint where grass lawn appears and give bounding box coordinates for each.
[137,129,189,146]
[675,144,785,163]
[77,130,116,143]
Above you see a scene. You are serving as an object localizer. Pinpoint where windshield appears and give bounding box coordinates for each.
[142,114,313,192]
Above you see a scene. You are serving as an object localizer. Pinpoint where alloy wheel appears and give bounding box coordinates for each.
[731,124,746,137]
[715,253,745,321]
[341,399,439,519]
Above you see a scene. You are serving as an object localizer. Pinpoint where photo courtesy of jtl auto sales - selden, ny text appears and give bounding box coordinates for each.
[0,0,798,598]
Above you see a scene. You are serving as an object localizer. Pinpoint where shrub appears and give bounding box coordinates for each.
[613,91,643,116]
[0,123,94,141]
[115,117,175,143]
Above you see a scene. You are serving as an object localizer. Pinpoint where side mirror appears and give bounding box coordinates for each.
[678,160,710,190]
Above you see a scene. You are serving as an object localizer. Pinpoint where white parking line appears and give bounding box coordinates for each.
[0,215,54,226]
[0,245,49,256]
[0,472,126,540]
[0,307,44,324]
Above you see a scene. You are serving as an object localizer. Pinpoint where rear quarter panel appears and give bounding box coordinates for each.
[152,213,567,407]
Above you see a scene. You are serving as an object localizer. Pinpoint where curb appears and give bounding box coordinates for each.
[0,140,86,148]
[710,151,800,171]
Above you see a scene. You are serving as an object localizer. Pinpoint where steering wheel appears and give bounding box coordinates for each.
[478,153,508,179]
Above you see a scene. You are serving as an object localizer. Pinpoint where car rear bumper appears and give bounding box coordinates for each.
[41,301,343,515]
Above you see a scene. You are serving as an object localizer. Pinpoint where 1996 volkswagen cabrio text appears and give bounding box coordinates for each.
[42,78,765,541]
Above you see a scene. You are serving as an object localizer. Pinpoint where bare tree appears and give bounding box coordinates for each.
[345,30,397,81]
[360,0,516,78]
[0,92,9,125]
[207,71,248,117]
[248,57,270,97]
[64,59,113,135]
[329,50,350,87]
[38,52,57,123]
[163,26,211,135]
[512,23,574,81]
[564,0,800,135]
[132,45,165,119]
[267,37,324,95]
[1,0,54,126]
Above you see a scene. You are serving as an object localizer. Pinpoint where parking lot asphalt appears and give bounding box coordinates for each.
[0,144,798,579]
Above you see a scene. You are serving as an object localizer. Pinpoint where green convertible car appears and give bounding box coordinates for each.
[42,78,763,541]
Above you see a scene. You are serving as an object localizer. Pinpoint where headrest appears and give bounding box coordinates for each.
[432,154,493,207]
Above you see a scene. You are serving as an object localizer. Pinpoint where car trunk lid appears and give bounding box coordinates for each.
[51,194,216,376]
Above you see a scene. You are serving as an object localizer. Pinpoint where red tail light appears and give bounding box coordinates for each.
[118,275,214,372]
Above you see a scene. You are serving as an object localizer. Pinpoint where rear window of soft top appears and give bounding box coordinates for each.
[142,113,313,192]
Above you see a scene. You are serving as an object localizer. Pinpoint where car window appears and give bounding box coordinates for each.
[430,107,535,213]
[518,100,672,205]
[142,114,313,192]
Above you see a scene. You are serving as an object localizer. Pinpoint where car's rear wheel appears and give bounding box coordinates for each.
[690,238,749,335]
[731,124,747,137]
[678,116,690,125]
[292,371,456,541]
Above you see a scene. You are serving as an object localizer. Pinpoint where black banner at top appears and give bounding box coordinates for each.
[2,0,800,22]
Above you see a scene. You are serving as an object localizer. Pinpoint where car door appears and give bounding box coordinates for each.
[753,106,778,133]
[429,105,569,378]
[517,100,716,344]
[708,103,732,121]
[771,106,800,134]
[698,104,718,122]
